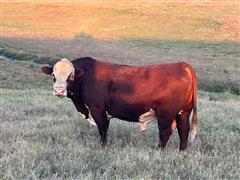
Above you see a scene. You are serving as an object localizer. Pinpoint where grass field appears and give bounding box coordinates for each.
[1,0,240,179]
[1,0,240,91]
[1,58,240,179]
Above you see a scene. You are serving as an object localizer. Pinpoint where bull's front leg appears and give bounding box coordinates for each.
[71,100,89,119]
[91,108,110,147]
[72,102,97,126]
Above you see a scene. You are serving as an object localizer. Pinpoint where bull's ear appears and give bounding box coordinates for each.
[41,65,53,75]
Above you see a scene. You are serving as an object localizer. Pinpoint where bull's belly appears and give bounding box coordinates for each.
[82,105,179,132]
[108,108,179,132]
[107,108,157,131]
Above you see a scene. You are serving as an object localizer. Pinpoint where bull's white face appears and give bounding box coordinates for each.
[42,58,75,97]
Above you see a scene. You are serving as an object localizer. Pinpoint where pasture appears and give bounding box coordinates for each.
[1,58,240,179]
[1,0,240,179]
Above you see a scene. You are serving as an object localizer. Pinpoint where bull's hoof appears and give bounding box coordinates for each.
[99,141,107,147]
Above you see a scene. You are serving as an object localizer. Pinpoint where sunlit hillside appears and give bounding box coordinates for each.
[2,0,239,41]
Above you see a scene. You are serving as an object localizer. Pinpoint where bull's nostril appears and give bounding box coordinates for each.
[61,90,64,93]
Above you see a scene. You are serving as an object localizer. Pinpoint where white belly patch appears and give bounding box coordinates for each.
[138,109,156,132]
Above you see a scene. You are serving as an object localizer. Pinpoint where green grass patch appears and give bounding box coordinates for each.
[120,38,240,58]
[0,59,51,89]
[198,82,240,95]
[230,86,240,95]
[0,45,60,65]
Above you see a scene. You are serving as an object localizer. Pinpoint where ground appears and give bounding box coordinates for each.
[0,0,240,179]
[0,59,240,179]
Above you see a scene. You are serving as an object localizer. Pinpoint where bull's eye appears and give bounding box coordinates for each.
[68,73,74,81]
[52,74,56,83]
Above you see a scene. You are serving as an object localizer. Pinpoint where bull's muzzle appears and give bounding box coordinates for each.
[53,86,67,97]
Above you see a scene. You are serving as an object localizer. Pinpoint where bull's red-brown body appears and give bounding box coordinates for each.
[42,57,198,151]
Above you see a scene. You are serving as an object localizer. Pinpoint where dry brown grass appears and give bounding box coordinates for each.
[2,0,240,42]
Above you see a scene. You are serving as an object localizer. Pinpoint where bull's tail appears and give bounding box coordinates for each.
[189,67,198,142]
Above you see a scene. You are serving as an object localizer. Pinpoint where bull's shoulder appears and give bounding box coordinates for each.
[71,57,96,71]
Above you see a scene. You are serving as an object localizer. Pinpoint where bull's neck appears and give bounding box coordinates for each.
[67,57,96,100]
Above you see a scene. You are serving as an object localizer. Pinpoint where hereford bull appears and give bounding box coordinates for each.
[42,57,198,151]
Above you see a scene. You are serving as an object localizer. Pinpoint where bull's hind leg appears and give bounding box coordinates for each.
[156,108,175,150]
[158,124,173,150]
[175,111,191,151]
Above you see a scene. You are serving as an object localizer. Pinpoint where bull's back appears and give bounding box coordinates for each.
[109,62,192,106]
